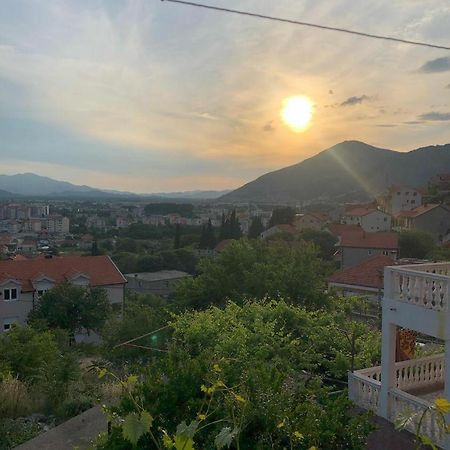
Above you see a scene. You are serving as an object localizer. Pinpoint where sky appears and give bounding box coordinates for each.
[0,0,450,193]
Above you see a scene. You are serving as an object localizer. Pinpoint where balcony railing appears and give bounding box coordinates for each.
[349,354,445,444]
[387,263,450,312]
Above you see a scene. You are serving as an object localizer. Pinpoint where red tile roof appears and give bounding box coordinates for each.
[275,224,297,234]
[340,231,398,249]
[344,206,378,217]
[395,204,443,218]
[214,239,235,253]
[0,255,126,292]
[329,255,395,289]
[327,223,362,237]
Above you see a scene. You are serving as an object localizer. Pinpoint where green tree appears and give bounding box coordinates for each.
[199,219,216,249]
[176,239,327,309]
[297,229,338,260]
[29,283,111,335]
[174,224,181,249]
[94,300,375,450]
[399,230,435,259]
[268,206,296,227]
[248,216,264,239]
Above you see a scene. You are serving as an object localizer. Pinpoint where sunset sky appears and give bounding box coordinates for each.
[1,0,450,193]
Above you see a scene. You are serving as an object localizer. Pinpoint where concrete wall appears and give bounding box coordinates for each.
[412,207,450,242]
[342,247,397,268]
[125,277,185,298]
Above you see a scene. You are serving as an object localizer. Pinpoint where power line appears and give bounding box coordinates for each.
[161,0,450,51]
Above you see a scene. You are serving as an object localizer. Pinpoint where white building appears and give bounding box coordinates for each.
[0,255,126,333]
[343,206,392,232]
[379,186,423,215]
[349,262,450,448]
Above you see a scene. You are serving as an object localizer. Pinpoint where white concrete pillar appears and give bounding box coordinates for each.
[379,320,396,419]
[443,340,450,450]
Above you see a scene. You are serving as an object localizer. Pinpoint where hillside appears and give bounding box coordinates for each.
[220,141,450,203]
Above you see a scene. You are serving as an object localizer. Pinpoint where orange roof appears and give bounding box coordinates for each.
[395,204,443,218]
[327,223,362,237]
[274,224,297,234]
[340,231,398,249]
[214,239,235,253]
[329,255,395,289]
[344,206,378,217]
[0,255,126,292]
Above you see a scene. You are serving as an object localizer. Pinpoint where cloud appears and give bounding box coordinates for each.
[328,89,334,95]
[376,124,397,127]
[419,57,450,73]
[447,83,450,89]
[263,121,275,132]
[403,120,424,125]
[418,112,450,121]
[340,95,371,107]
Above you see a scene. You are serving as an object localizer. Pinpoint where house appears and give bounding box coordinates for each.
[394,203,450,243]
[294,212,330,231]
[260,224,296,240]
[378,185,422,215]
[342,206,392,232]
[328,255,395,301]
[336,229,398,268]
[0,255,126,333]
[349,260,450,449]
[125,270,191,298]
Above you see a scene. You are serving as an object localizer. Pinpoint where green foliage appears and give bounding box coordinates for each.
[199,219,216,249]
[175,239,328,309]
[297,229,338,260]
[94,300,376,450]
[101,295,172,363]
[29,283,111,335]
[247,216,264,239]
[399,230,435,259]
[219,210,242,240]
[0,326,61,381]
[0,418,44,450]
[268,207,296,227]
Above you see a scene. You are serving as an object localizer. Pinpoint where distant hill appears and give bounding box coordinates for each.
[0,173,230,201]
[220,141,450,203]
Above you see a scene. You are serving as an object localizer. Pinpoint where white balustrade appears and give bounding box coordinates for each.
[395,354,444,391]
[389,388,443,445]
[348,371,380,412]
[388,264,450,312]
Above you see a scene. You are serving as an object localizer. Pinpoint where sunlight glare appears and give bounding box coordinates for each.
[281,96,313,132]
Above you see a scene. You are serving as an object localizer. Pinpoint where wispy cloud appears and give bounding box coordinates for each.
[419,57,450,73]
[340,95,371,107]
[419,111,450,121]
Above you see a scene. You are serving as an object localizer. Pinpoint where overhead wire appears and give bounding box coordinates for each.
[161,0,450,51]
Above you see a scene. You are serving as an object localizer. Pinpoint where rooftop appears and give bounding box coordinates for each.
[395,203,444,218]
[340,230,399,249]
[0,255,126,292]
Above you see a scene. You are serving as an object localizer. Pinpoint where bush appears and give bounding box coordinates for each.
[0,375,32,419]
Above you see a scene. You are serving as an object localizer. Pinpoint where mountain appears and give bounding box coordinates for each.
[220,141,450,203]
[0,173,229,201]
[0,173,105,197]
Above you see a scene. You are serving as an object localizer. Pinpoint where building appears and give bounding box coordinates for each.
[349,261,450,449]
[379,185,422,215]
[125,270,191,298]
[328,255,394,300]
[336,229,399,268]
[260,224,297,240]
[394,203,450,243]
[0,255,126,333]
[294,212,330,231]
[343,206,392,232]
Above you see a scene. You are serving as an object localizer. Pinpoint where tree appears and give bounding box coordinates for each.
[219,210,242,240]
[248,216,264,239]
[297,229,338,260]
[29,283,111,335]
[399,230,435,259]
[94,300,375,450]
[199,219,216,249]
[268,207,296,227]
[174,224,181,249]
[91,240,103,256]
[175,238,328,309]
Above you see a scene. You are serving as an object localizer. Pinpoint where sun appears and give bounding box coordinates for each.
[281,96,314,132]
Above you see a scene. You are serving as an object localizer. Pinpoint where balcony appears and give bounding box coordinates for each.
[349,354,445,444]
[349,262,450,448]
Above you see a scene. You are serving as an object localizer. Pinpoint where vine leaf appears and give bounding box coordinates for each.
[214,427,239,449]
[122,411,153,446]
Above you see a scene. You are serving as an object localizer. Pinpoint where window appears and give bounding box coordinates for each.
[383,250,389,256]
[413,192,417,196]
[384,217,387,222]
[368,250,373,255]
[3,288,18,301]
[3,318,16,331]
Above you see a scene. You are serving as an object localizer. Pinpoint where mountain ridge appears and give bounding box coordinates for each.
[220,140,450,203]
